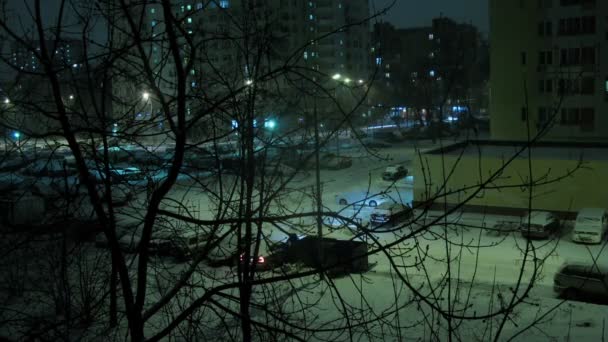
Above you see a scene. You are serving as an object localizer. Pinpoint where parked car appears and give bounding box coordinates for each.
[21,158,74,177]
[259,162,296,178]
[97,184,133,206]
[319,153,352,170]
[369,202,413,229]
[572,208,608,244]
[150,230,214,260]
[335,191,390,207]
[554,262,608,300]
[208,232,282,270]
[382,165,408,181]
[519,211,560,239]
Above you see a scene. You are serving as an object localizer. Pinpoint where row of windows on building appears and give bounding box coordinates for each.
[523,106,595,129]
[538,16,596,36]
[538,77,597,94]
[524,46,596,66]
[541,107,595,130]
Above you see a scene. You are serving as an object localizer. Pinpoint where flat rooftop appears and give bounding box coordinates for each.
[426,140,608,161]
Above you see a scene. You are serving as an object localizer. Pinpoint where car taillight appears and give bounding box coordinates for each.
[239,253,265,264]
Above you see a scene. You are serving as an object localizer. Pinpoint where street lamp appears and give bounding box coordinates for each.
[245,79,253,86]
[332,73,341,80]
[142,92,150,101]
[4,98,9,104]
[264,119,276,130]
[343,78,351,84]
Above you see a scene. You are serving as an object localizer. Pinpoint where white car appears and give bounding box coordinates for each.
[336,191,391,207]
[572,208,608,244]
[370,202,413,229]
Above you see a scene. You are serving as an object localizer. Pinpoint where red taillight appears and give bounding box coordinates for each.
[239,253,265,264]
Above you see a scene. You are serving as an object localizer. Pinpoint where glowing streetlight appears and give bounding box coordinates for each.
[344,78,351,84]
[68,94,74,100]
[332,73,341,80]
[4,98,9,104]
[264,119,276,129]
[12,131,20,139]
[245,79,254,86]
[142,92,150,101]
[358,79,364,84]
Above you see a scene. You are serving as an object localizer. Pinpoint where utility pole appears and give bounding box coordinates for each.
[313,102,323,277]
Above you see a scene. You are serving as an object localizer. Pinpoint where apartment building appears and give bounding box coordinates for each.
[138,0,370,90]
[490,0,608,141]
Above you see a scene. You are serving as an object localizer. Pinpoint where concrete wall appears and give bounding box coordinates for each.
[413,145,608,216]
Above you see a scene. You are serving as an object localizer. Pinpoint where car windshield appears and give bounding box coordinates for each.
[577,216,600,223]
[576,231,599,235]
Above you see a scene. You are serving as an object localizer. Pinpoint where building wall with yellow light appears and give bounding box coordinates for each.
[413,141,608,216]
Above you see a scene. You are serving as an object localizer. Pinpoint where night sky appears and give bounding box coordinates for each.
[373,0,489,34]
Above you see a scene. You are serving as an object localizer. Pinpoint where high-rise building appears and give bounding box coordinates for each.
[490,0,608,141]
[138,0,370,88]
[9,39,84,73]
[112,0,371,132]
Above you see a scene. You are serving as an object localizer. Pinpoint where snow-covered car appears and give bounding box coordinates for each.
[369,202,413,229]
[519,211,560,239]
[21,158,74,177]
[382,165,408,181]
[554,262,608,300]
[572,208,608,244]
[84,163,144,185]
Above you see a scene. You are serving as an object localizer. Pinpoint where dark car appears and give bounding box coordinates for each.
[519,211,560,239]
[318,153,352,170]
[382,165,408,181]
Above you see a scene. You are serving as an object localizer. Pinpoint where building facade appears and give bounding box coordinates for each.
[490,0,608,141]
[112,0,371,134]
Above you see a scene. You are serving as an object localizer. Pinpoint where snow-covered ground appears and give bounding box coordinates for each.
[3,140,608,340]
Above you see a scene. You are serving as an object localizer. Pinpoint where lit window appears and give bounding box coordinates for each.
[429,70,436,77]
[304,51,308,59]
[220,0,230,8]
[150,8,155,14]
[385,72,390,79]
[186,4,192,10]
[428,33,434,40]
[605,77,608,93]
[196,3,203,10]
[309,14,314,20]
[375,57,382,66]
[187,17,192,23]
[151,20,157,27]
